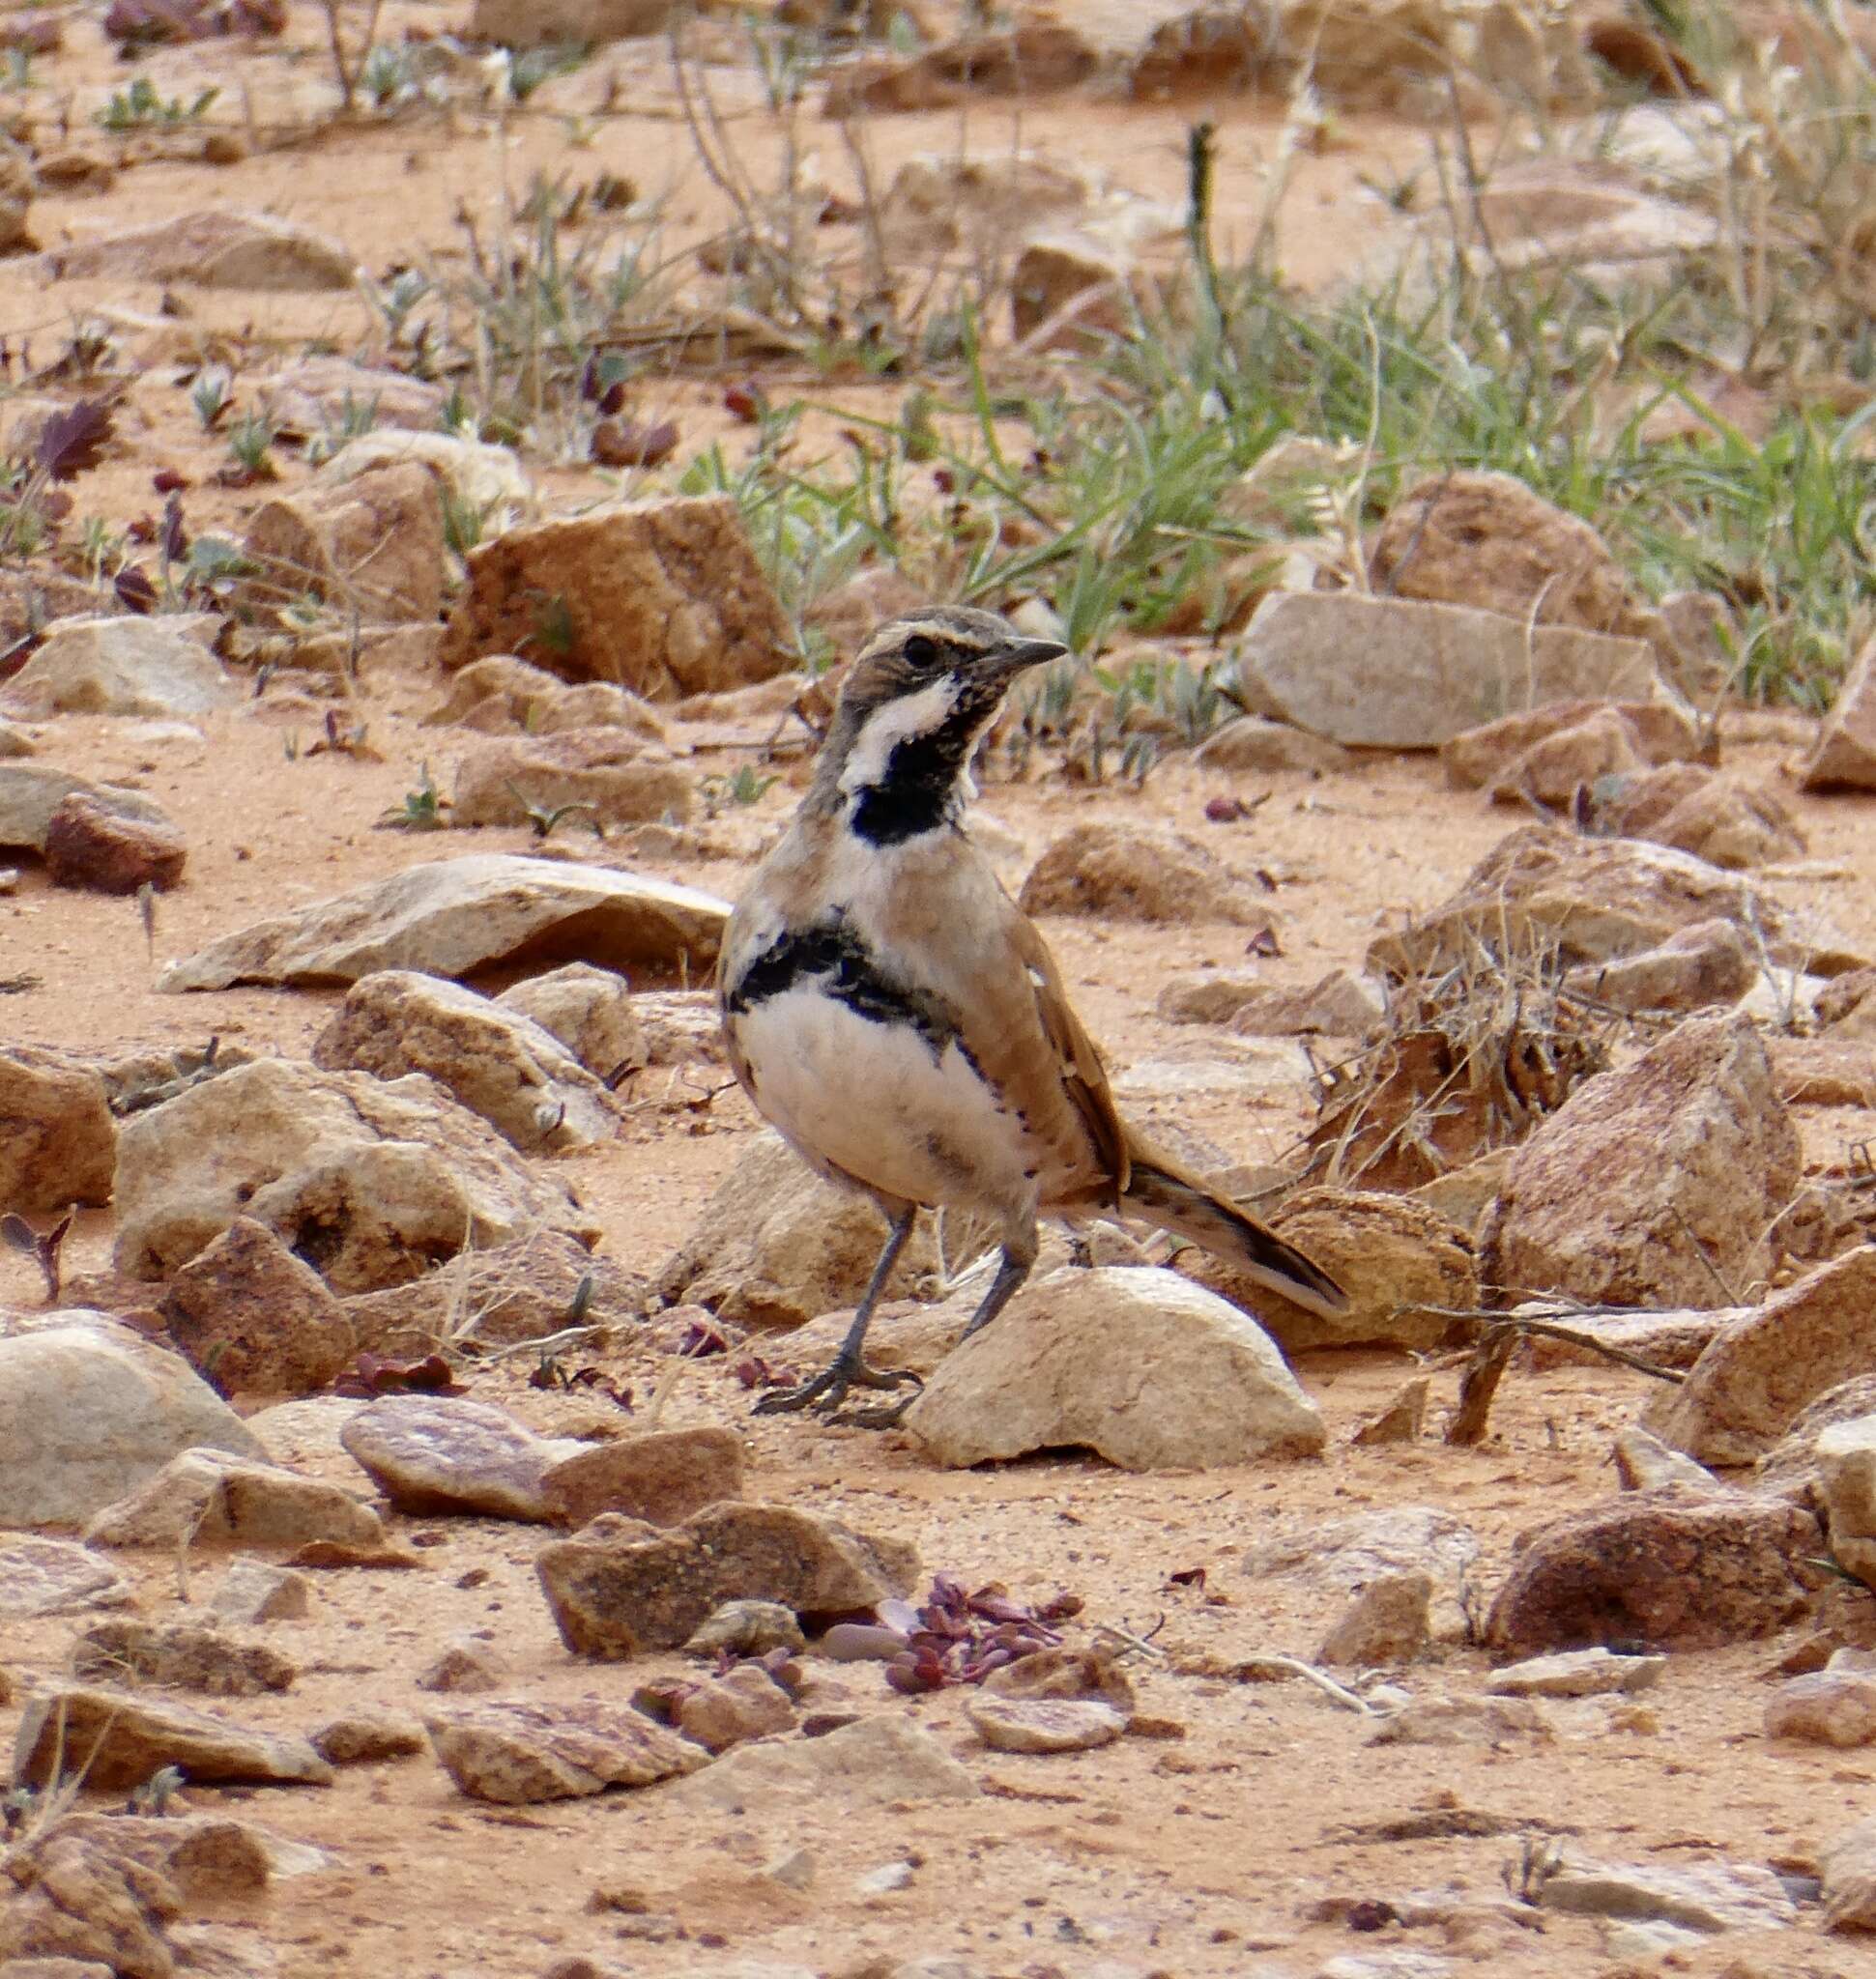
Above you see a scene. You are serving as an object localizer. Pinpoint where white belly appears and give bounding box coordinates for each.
[732,986,1036,1213]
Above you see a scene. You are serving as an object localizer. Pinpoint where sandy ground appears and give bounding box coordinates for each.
[5,6,1876,1979]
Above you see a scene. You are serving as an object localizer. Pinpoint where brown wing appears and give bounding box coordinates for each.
[1007,912,1130,1198]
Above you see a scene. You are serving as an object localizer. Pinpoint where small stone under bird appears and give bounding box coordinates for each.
[716,606,1348,1422]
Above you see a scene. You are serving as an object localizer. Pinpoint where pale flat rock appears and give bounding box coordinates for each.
[538,1501,917,1658]
[112,1057,595,1292]
[1486,1014,1798,1310]
[0,762,171,852]
[0,1320,263,1530]
[965,1695,1126,1753]
[1367,1696,1551,1747]
[1238,589,1661,749]
[44,209,357,291]
[1486,1649,1665,1699]
[1765,1669,1876,1747]
[82,1448,385,1552]
[159,853,728,991]
[424,1697,706,1803]
[1645,1250,1876,1468]
[450,728,695,829]
[14,1683,333,1791]
[340,1396,585,1522]
[0,1537,134,1618]
[1536,1851,1797,1934]
[674,1715,978,1813]
[311,969,619,1152]
[1246,1506,1479,1597]
[905,1266,1325,1471]
[1370,823,1865,979]
[1523,1306,1736,1374]
[2,616,234,718]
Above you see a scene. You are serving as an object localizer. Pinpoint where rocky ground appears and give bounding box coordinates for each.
[7,3,1876,1978]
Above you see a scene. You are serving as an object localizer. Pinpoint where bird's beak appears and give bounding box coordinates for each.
[989,637,1069,679]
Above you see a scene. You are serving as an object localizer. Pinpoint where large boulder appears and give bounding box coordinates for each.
[1486,1015,1799,1309]
[1237,590,1661,749]
[310,969,619,1152]
[1,615,236,718]
[0,1044,115,1213]
[157,853,728,992]
[1486,1488,1822,1654]
[439,494,793,700]
[0,1318,264,1529]
[904,1266,1326,1470]
[1644,1249,1876,1467]
[536,1501,919,1657]
[112,1057,595,1291]
[1369,824,1864,980]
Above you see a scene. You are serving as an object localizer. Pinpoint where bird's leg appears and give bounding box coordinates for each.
[845,1226,1038,1428]
[754,1204,921,1420]
[959,1235,1037,1340]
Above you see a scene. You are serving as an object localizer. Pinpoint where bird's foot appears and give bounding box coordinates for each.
[752,1350,922,1424]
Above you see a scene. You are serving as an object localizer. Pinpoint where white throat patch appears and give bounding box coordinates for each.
[837,676,963,798]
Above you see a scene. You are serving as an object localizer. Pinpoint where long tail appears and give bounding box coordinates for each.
[1123,1155,1349,1320]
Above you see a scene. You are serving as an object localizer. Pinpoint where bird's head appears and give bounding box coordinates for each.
[815,607,1067,846]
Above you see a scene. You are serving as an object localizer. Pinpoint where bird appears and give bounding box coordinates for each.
[715,605,1348,1423]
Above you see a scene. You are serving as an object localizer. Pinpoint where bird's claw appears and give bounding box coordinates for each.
[752,1352,922,1424]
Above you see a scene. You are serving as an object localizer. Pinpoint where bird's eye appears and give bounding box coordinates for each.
[902,634,940,669]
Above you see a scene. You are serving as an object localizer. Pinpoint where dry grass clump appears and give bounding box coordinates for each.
[1303,932,1611,1190]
